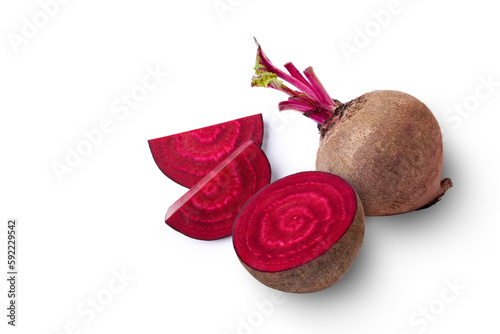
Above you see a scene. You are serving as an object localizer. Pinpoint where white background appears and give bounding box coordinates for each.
[1,0,499,333]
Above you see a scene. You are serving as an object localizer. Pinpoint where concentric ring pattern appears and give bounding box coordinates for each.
[233,172,357,272]
[149,114,263,188]
[166,141,271,240]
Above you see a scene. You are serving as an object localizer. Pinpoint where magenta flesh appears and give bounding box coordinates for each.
[149,114,264,188]
[166,140,271,240]
[233,171,357,272]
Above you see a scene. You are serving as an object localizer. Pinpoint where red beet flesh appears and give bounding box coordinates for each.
[166,140,271,240]
[149,114,264,188]
[233,171,365,292]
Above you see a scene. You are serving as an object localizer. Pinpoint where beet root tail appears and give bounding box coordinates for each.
[417,178,453,211]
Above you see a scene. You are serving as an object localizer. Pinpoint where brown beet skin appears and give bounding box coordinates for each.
[316,90,452,216]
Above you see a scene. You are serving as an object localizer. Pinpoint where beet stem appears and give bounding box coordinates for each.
[251,38,338,127]
[278,100,312,113]
[252,38,320,102]
[284,62,310,87]
[303,67,337,108]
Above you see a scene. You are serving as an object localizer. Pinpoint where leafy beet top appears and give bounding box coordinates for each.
[166,140,271,240]
[233,171,357,272]
[148,114,264,188]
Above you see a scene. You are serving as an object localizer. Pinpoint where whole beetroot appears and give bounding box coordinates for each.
[251,39,452,216]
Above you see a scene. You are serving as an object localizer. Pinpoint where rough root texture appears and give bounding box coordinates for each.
[316,90,452,216]
[233,171,365,293]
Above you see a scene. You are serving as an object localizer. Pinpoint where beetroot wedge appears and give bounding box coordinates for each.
[149,114,264,188]
[166,140,271,240]
[233,171,365,293]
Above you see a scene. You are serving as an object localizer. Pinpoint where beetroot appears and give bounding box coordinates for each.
[148,114,264,188]
[233,171,365,293]
[166,140,271,240]
[251,39,452,216]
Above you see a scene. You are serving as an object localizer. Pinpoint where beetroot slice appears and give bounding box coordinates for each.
[233,171,365,293]
[148,114,264,188]
[166,140,271,240]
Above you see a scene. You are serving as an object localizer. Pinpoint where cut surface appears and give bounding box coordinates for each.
[149,114,264,188]
[166,141,271,240]
[233,171,357,272]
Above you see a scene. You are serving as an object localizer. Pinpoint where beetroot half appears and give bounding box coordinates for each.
[233,171,365,293]
[166,140,271,240]
[148,114,264,188]
[251,39,452,216]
